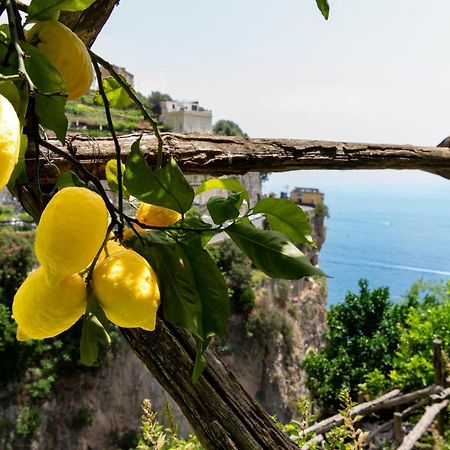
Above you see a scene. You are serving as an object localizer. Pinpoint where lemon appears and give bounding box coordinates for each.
[136,203,182,228]
[92,248,160,331]
[97,240,124,262]
[0,94,20,189]
[26,21,93,100]
[13,267,87,340]
[35,187,109,286]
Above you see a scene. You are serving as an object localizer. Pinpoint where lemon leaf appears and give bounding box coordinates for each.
[124,137,194,214]
[207,193,241,225]
[56,171,85,189]
[252,198,316,247]
[315,0,330,20]
[27,0,96,23]
[93,76,134,109]
[195,177,250,207]
[226,223,326,279]
[21,42,68,143]
[105,159,129,199]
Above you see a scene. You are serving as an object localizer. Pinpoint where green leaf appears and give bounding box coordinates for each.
[192,336,211,383]
[21,42,68,142]
[79,296,111,366]
[195,177,250,206]
[178,234,230,338]
[136,233,203,337]
[124,138,194,214]
[207,193,241,225]
[27,0,96,22]
[56,171,85,189]
[105,159,129,199]
[93,76,134,109]
[315,0,330,19]
[226,223,325,279]
[253,198,316,247]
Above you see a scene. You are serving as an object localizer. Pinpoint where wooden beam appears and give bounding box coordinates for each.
[33,133,450,183]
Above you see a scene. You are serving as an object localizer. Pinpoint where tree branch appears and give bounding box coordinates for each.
[32,133,450,183]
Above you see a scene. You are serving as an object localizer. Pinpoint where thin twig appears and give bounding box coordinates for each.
[90,50,164,168]
[91,56,124,237]
[38,138,119,222]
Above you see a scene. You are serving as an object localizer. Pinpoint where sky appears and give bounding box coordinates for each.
[92,0,450,193]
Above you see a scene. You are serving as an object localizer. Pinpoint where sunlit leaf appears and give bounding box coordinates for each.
[226,223,325,279]
[27,0,96,22]
[253,198,316,246]
[105,159,129,198]
[93,76,134,109]
[124,138,194,214]
[195,177,249,206]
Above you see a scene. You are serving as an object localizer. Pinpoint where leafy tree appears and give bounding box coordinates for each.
[147,91,172,117]
[213,119,249,139]
[302,280,413,412]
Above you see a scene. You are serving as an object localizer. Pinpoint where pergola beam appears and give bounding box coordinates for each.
[34,132,450,183]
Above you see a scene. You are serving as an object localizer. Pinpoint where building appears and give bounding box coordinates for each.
[160,100,212,134]
[290,187,324,207]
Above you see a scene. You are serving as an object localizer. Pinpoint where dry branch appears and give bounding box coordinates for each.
[32,133,450,184]
[304,385,441,437]
[397,400,449,450]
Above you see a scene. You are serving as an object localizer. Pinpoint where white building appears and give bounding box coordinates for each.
[160,100,212,134]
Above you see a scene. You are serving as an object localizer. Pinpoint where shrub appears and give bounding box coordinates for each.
[302,280,412,412]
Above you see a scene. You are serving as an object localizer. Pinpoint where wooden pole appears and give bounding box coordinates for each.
[397,400,449,450]
[433,339,445,435]
[393,412,404,445]
[31,133,450,184]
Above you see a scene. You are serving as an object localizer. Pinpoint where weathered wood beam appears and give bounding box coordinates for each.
[34,133,450,183]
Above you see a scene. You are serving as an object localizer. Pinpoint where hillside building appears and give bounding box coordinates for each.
[290,187,324,207]
[160,100,212,134]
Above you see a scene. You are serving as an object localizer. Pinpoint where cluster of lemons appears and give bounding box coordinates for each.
[0,21,183,341]
[12,186,183,340]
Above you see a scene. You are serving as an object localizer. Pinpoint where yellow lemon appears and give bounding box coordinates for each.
[97,240,124,263]
[26,21,93,100]
[0,93,20,189]
[92,248,160,331]
[13,267,87,340]
[35,187,109,286]
[136,203,181,228]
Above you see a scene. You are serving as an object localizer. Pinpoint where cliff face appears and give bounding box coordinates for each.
[0,212,327,448]
[218,213,327,422]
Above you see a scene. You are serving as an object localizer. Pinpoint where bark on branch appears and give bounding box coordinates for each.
[120,320,298,450]
[33,133,450,184]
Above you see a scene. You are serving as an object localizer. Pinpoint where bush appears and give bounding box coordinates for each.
[389,281,450,389]
[302,280,413,412]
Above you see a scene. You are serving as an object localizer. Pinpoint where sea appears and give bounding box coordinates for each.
[264,170,450,306]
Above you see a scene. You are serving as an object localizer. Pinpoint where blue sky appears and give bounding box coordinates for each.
[93,1,450,193]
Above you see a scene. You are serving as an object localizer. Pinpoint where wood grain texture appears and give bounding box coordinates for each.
[121,320,299,450]
[33,132,450,184]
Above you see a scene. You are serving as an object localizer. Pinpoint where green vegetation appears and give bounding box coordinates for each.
[213,119,249,138]
[303,279,450,412]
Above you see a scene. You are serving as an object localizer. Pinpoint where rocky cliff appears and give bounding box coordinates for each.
[0,211,327,449]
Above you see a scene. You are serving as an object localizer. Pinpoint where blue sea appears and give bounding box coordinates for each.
[265,170,450,306]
